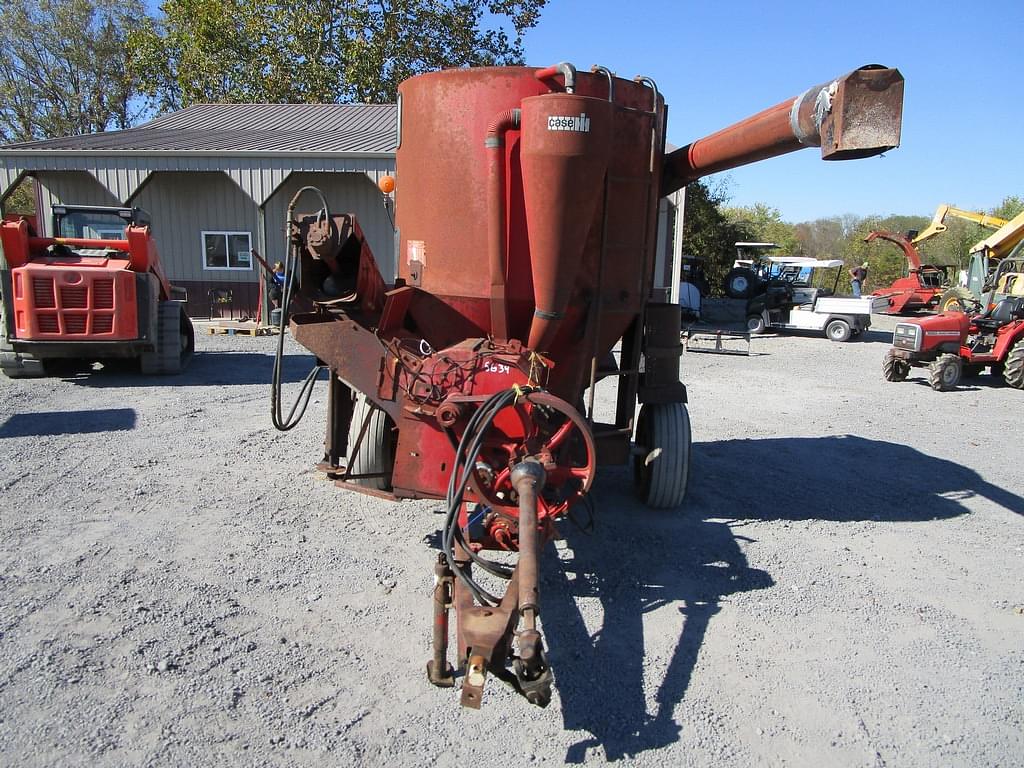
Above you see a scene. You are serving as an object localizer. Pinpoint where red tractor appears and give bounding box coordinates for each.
[883,297,1024,390]
[0,205,194,378]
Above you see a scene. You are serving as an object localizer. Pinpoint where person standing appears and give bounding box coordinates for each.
[268,262,286,309]
[849,262,868,298]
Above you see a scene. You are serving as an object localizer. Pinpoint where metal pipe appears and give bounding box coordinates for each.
[511,460,546,630]
[661,65,904,196]
[427,553,455,687]
[485,108,521,340]
[534,62,577,93]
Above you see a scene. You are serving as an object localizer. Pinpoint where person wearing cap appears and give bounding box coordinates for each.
[849,261,868,298]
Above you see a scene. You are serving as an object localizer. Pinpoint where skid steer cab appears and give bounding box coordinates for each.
[882,298,1024,391]
[0,205,194,378]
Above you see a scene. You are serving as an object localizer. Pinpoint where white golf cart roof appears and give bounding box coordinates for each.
[763,256,843,268]
[735,242,780,249]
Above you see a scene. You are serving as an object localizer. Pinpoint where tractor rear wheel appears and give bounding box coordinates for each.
[1005,343,1024,390]
[826,319,852,342]
[346,393,396,490]
[882,350,910,382]
[938,287,972,313]
[633,402,691,509]
[140,302,194,375]
[723,267,759,299]
[928,353,962,391]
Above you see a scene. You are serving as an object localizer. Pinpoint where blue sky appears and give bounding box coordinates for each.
[521,0,1023,223]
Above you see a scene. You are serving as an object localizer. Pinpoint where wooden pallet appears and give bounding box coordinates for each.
[207,323,278,337]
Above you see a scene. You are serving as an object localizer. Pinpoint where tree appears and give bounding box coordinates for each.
[722,203,800,255]
[992,195,1023,221]
[0,0,148,142]
[680,180,749,297]
[130,0,548,110]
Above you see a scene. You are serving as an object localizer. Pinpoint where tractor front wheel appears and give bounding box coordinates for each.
[928,353,962,391]
[1004,343,1024,390]
[746,314,766,334]
[633,402,691,509]
[882,350,910,382]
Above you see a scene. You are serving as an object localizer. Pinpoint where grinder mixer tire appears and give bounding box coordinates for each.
[633,402,691,509]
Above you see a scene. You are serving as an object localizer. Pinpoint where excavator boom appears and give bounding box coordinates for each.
[912,203,1008,246]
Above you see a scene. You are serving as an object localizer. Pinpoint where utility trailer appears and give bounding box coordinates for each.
[274,62,904,710]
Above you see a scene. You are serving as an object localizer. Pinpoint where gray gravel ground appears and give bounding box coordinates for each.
[0,315,1022,767]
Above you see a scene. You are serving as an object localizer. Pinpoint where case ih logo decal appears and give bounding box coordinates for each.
[547,113,591,132]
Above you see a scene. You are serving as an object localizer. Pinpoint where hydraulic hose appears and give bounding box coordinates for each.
[270,186,332,431]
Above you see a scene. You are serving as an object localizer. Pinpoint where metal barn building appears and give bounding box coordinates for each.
[0,104,398,320]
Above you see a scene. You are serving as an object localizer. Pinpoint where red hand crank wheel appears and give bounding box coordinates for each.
[467,391,596,519]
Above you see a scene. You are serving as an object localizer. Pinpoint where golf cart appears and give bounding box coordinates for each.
[745,259,887,341]
[723,242,819,298]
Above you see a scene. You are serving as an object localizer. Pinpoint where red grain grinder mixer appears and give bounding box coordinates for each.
[284,63,904,708]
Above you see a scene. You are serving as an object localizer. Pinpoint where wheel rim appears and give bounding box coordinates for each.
[942,363,958,386]
[732,275,748,293]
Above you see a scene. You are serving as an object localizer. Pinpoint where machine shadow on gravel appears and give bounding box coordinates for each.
[0,407,136,438]
[58,352,320,388]
[542,466,774,762]
[700,435,1023,520]
[541,434,1021,762]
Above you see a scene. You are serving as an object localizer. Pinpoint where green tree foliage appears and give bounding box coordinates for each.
[131,0,548,110]
[992,195,1023,220]
[722,203,800,255]
[0,0,147,142]
[3,177,36,215]
[680,180,750,297]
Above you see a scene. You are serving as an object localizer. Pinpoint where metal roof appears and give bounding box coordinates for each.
[1,103,398,155]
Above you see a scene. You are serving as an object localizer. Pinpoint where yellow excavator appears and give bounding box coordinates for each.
[911,204,1007,247]
[938,209,1024,312]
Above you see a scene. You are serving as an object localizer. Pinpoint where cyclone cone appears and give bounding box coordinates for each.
[521,94,612,352]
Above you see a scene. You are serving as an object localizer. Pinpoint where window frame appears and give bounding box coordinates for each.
[201,230,253,272]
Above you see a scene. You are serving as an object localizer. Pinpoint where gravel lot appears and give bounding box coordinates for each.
[1,315,1022,767]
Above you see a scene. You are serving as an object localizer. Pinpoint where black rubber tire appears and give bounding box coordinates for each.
[882,350,909,382]
[928,353,962,391]
[633,402,691,509]
[140,302,193,375]
[723,267,759,299]
[938,288,972,313]
[0,351,47,379]
[746,314,766,334]
[346,393,396,490]
[826,319,852,343]
[1005,342,1024,390]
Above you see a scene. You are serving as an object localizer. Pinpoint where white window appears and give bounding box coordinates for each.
[202,231,253,271]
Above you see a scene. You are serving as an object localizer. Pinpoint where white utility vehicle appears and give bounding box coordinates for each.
[745,259,887,342]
